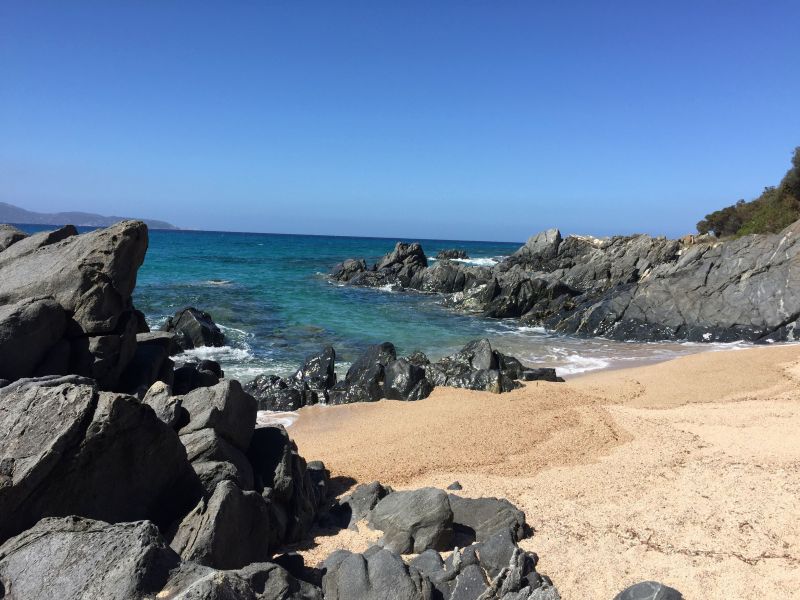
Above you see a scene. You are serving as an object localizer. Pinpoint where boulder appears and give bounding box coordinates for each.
[161,307,225,351]
[330,258,367,283]
[173,360,222,395]
[247,426,322,545]
[448,495,530,543]
[170,480,273,569]
[328,481,393,530]
[0,378,201,542]
[0,516,180,600]
[0,224,26,252]
[245,374,312,412]
[369,488,454,554]
[143,381,185,429]
[321,547,434,600]
[329,342,396,404]
[292,345,336,396]
[384,358,433,401]
[613,581,683,600]
[117,334,174,395]
[0,297,66,380]
[0,224,78,267]
[181,428,255,492]
[179,380,257,451]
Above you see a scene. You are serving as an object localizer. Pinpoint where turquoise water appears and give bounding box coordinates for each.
[17,224,741,380]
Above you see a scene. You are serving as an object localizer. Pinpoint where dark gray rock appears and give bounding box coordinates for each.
[330,481,393,530]
[447,481,463,491]
[369,488,454,554]
[170,480,273,569]
[245,374,313,412]
[0,379,201,543]
[292,345,336,396]
[330,258,367,283]
[161,307,225,351]
[613,581,683,600]
[449,495,530,543]
[436,248,469,260]
[0,516,180,600]
[0,297,66,380]
[179,380,258,452]
[117,334,174,395]
[181,427,255,493]
[173,360,222,395]
[321,547,434,600]
[0,224,26,252]
[328,342,397,404]
[384,357,433,400]
[247,426,321,545]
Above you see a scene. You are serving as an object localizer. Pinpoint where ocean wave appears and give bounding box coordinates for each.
[204,279,233,286]
[177,345,255,362]
[430,256,505,267]
[554,354,611,375]
[217,323,253,338]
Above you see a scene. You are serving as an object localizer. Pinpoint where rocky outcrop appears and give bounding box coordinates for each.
[251,339,561,411]
[0,377,201,544]
[369,488,454,554]
[0,220,148,388]
[161,307,225,351]
[330,222,800,343]
[436,249,468,260]
[331,242,428,289]
[0,224,26,252]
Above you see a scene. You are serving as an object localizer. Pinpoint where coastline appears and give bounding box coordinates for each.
[289,343,800,598]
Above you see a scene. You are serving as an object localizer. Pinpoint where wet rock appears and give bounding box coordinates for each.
[292,345,336,397]
[330,258,367,283]
[0,516,180,600]
[328,342,397,404]
[321,547,434,600]
[613,581,683,600]
[520,368,564,383]
[369,488,454,554]
[179,380,257,451]
[161,307,225,351]
[384,357,433,400]
[246,374,314,412]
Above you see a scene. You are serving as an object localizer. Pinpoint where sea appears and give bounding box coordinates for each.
[17,224,749,382]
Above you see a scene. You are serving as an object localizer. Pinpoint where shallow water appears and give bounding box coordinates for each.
[17,224,748,382]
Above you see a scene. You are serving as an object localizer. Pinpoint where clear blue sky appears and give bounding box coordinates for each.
[2,1,799,241]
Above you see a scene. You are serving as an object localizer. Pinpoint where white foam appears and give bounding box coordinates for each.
[377,283,398,292]
[257,410,298,428]
[177,345,255,362]
[554,354,611,375]
[430,256,504,267]
[204,279,232,286]
[217,323,252,337]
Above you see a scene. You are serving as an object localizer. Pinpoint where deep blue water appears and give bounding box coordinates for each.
[16,224,739,380]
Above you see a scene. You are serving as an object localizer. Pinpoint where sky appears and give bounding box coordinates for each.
[1,1,799,242]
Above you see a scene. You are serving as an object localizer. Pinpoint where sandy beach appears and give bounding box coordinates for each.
[289,344,800,599]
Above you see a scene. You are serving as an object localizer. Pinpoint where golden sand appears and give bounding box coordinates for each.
[290,344,800,599]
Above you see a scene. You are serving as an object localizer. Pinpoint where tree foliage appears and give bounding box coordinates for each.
[697,147,800,237]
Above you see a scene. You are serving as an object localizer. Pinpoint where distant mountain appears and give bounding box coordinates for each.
[0,202,178,230]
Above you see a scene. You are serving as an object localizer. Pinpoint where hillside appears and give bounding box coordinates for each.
[0,201,177,230]
[697,146,800,237]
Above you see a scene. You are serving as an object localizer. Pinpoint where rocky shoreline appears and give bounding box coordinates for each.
[0,221,681,599]
[331,223,800,343]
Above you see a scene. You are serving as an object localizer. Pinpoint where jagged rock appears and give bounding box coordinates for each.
[613,581,683,600]
[170,480,273,569]
[0,516,180,600]
[0,378,200,543]
[173,360,222,395]
[329,481,393,530]
[137,330,180,354]
[328,342,397,404]
[179,380,257,451]
[0,224,26,252]
[292,345,336,397]
[330,258,367,282]
[144,381,185,429]
[436,249,469,260]
[181,428,255,493]
[306,461,330,508]
[161,307,225,351]
[247,426,321,545]
[245,374,313,412]
[0,221,147,387]
[321,547,434,600]
[384,358,433,400]
[0,297,66,380]
[448,495,530,543]
[369,488,454,553]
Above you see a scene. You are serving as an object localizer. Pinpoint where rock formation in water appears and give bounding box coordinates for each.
[331,221,800,343]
